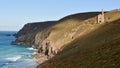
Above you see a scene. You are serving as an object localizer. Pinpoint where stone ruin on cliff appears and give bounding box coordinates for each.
[97,9,105,24]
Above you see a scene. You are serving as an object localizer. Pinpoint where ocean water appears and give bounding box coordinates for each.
[0,31,37,68]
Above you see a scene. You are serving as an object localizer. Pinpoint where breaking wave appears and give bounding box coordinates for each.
[27,47,37,51]
[5,56,21,62]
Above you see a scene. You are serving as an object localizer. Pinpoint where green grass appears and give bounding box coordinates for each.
[48,19,120,68]
[54,38,120,68]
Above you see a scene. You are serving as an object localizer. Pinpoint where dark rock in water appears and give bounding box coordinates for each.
[12,21,57,45]
[11,41,22,45]
[6,34,11,36]
[13,33,17,36]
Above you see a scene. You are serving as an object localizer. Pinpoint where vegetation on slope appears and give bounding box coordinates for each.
[37,10,120,68]
[35,12,101,51]
[51,19,120,68]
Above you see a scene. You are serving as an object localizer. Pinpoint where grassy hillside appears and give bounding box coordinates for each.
[35,12,101,50]
[36,10,120,51]
[37,10,120,68]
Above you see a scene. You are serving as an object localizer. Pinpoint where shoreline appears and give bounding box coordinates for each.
[31,49,48,65]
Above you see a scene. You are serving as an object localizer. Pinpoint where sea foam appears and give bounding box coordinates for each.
[27,47,37,51]
[5,56,21,62]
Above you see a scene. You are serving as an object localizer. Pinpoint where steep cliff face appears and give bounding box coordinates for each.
[12,21,57,45]
[37,10,120,68]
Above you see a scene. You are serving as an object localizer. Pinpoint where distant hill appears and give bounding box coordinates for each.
[12,21,57,45]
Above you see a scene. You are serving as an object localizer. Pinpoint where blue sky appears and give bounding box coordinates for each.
[0,0,120,31]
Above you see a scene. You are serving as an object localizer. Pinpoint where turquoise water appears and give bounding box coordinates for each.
[0,31,37,68]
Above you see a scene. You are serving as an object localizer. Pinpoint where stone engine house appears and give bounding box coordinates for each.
[97,9,105,24]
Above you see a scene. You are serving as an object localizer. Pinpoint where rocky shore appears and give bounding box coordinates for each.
[32,53,48,64]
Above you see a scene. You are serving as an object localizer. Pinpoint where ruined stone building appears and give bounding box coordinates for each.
[97,9,105,24]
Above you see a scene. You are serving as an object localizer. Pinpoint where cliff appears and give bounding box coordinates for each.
[12,21,57,45]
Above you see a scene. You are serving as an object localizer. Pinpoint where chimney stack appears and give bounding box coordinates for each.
[102,9,105,23]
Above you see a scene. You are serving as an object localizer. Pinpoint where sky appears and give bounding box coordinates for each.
[0,0,120,31]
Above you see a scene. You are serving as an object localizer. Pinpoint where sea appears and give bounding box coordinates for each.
[0,31,37,68]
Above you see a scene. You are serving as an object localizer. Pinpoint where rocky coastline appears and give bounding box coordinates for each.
[12,21,58,66]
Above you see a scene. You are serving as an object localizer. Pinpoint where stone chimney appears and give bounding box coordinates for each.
[102,9,105,23]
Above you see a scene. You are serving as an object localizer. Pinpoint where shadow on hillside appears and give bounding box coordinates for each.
[59,12,101,22]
